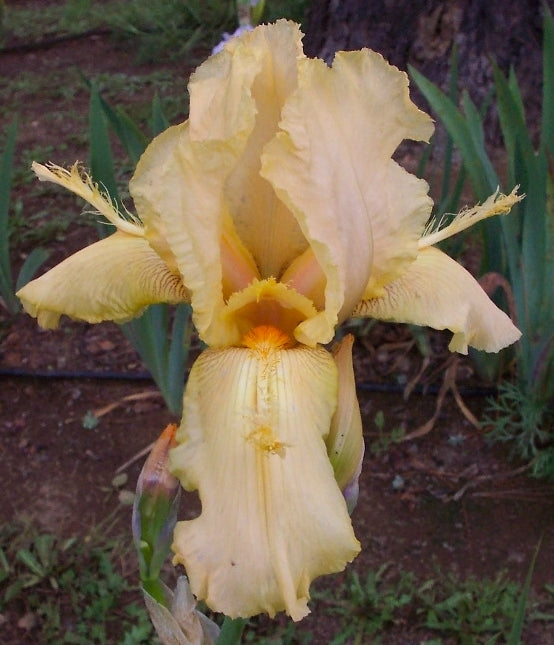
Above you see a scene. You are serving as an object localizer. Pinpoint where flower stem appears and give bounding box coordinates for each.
[141,577,167,608]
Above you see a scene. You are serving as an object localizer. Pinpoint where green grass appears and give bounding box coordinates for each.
[1,67,188,253]
[318,564,418,644]
[0,67,188,127]
[1,520,553,643]
[1,2,96,43]
[1,0,309,61]
[0,518,159,644]
[420,571,521,644]
[312,565,554,645]
[411,8,554,476]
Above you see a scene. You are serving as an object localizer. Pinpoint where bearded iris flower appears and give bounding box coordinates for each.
[17,21,521,622]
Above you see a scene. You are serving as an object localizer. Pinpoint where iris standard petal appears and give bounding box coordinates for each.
[130,123,240,346]
[170,336,360,621]
[16,232,188,329]
[221,21,310,278]
[362,161,433,299]
[262,49,434,346]
[130,22,312,346]
[352,246,521,354]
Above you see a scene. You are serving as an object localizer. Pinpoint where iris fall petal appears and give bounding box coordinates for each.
[16,232,187,329]
[353,246,521,353]
[170,338,360,621]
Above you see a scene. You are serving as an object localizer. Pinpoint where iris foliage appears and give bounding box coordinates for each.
[411,7,554,476]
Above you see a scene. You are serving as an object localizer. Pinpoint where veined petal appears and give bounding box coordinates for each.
[16,232,187,329]
[131,19,279,344]
[130,123,236,346]
[130,22,310,346]
[353,246,521,354]
[222,21,309,278]
[262,49,434,345]
[362,161,433,299]
[170,339,360,620]
[328,335,364,513]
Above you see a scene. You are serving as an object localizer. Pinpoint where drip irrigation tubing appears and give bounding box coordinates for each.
[0,366,498,397]
[0,29,112,55]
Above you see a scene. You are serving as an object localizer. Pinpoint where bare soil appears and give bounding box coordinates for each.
[1,15,554,645]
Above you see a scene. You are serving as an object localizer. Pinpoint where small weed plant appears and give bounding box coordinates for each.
[321,565,417,644]
[2,523,552,645]
[313,564,554,645]
[0,518,158,644]
[368,410,406,455]
[420,571,521,644]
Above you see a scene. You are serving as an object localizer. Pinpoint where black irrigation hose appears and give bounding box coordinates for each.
[356,381,497,397]
[0,366,498,397]
[0,367,153,381]
[0,28,112,55]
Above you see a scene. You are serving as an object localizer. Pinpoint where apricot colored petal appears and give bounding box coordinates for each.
[131,23,313,346]
[353,246,521,354]
[221,21,309,277]
[170,345,360,620]
[362,161,433,298]
[16,232,187,329]
[130,123,234,345]
[262,49,434,345]
[131,21,283,344]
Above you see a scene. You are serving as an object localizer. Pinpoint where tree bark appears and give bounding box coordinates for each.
[303,0,552,133]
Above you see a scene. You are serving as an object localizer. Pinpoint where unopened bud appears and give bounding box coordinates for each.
[133,424,181,581]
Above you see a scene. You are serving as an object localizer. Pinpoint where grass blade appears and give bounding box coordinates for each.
[89,82,120,236]
[438,44,459,205]
[409,65,494,197]
[507,538,542,644]
[166,304,193,415]
[151,93,170,136]
[541,5,554,153]
[15,247,50,292]
[0,119,20,313]
[460,89,498,189]
[81,72,148,164]
[112,105,149,165]
[217,616,246,644]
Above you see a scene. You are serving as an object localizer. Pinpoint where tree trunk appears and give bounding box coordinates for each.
[303,0,551,134]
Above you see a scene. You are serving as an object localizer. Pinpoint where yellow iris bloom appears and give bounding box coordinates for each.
[17,21,521,621]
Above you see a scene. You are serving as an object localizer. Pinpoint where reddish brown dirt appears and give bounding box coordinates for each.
[1,12,554,645]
